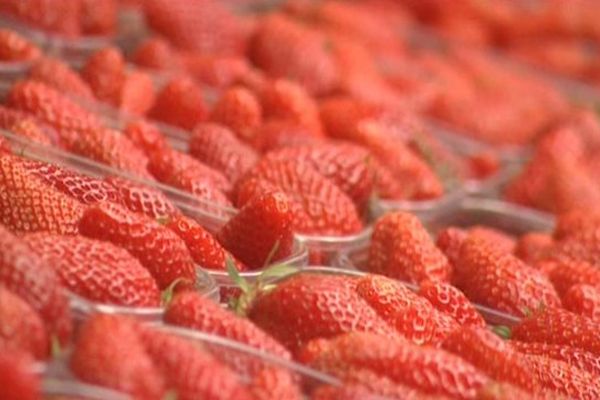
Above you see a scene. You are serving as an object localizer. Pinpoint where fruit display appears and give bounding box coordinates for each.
[3,1,600,399]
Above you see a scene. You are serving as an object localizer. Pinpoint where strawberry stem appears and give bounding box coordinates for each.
[161,277,191,306]
[262,240,281,268]
[491,325,512,339]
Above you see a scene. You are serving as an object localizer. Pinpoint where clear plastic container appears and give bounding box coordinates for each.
[0,60,32,82]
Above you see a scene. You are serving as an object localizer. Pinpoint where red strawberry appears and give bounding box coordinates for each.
[525,354,600,399]
[442,327,538,392]
[248,367,303,400]
[0,136,10,153]
[166,214,245,271]
[164,290,291,360]
[467,226,516,253]
[0,29,41,61]
[562,284,600,321]
[183,54,249,88]
[311,383,410,400]
[238,156,363,235]
[555,209,600,240]
[512,341,600,377]
[70,315,166,400]
[0,154,85,235]
[123,120,170,156]
[512,307,600,356]
[454,237,560,316]
[131,37,183,72]
[0,287,48,359]
[28,56,94,100]
[514,232,554,264]
[368,212,452,284]
[435,227,468,267]
[547,260,600,296]
[0,0,81,36]
[251,120,323,153]
[209,86,262,142]
[104,176,180,219]
[248,273,397,354]
[80,0,117,36]
[149,76,207,130]
[189,123,258,185]
[0,349,40,400]
[81,47,126,105]
[251,14,338,95]
[468,151,500,180]
[119,70,156,116]
[356,274,458,345]
[0,224,72,345]
[25,233,160,307]
[139,327,253,400]
[301,332,489,399]
[475,382,558,400]
[22,160,122,205]
[419,280,486,327]
[546,226,600,266]
[218,190,294,269]
[78,202,196,290]
[6,119,53,147]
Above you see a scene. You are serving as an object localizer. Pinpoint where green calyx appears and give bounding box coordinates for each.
[491,325,512,340]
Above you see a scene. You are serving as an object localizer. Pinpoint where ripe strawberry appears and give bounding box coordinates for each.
[189,123,258,185]
[467,226,516,253]
[514,232,554,264]
[28,56,94,100]
[356,274,458,345]
[25,233,161,307]
[248,273,397,354]
[131,37,183,72]
[79,202,196,290]
[435,227,467,267]
[81,47,126,106]
[0,136,10,153]
[512,341,600,377]
[80,0,117,36]
[259,78,322,133]
[103,176,180,219]
[562,284,600,321]
[0,154,85,235]
[251,120,323,153]
[368,212,452,284]
[264,144,375,212]
[166,214,245,271]
[475,382,558,400]
[209,86,262,142]
[123,120,170,156]
[442,327,538,392]
[0,106,60,147]
[525,354,600,399]
[183,54,249,88]
[67,126,152,179]
[119,70,156,116]
[6,119,53,147]
[454,237,560,316]
[217,191,294,269]
[0,287,48,359]
[0,224,72,345]
[554,209,600,240]
[22,160,122,205]
[301,332,489,399]
[547,260,600,296]
[248,367,302,400]
[0,29,41,61]
[0,0,81,36]
[546,226,600,266]
[250,14,338,95]
[419,280,486,327]
[70,315,165,400]
[238,156,363,235]
[512,307,600,356]
[138,327,253,400]
[149,76,207,130]
[164,291,291,360]
[0,349,40,400]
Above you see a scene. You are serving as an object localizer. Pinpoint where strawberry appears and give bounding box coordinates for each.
[514,232,554,264]
[119,70,156,116]
[217,191,294,269]
[189,123,258,185]
[70,315,166,400]
[435,227,468,267]
[0,224,72,345]
[442,327,538,392]
[0,154,85,235]
[251,120,323,153]
[28,56,94,100]
[0,29,41,61]
[22,160,123,205]
[164,291,291,360]
[25,233,161,307]
[248,367,303,400]
[250,14,338,95]
[103,176,180,219]
[259,78,322,133]
[66,126,152,179]
[183,54,249,88]
[237,156,363,235]
[0,287,47,359]
[467,151,500,180]
[547,260,600,296]
[138,327,253,400]
[525,354,600,399]
[123,120,170,156]
[0,136,10,153]
[562,284,600,321]
[467,226,516,253]
[6,119,53,147]
[166,214,245,271]
[131,37,183,72]
[367,212,452,284]
[512,307,600,356]
[355,274,458,345]
[149,76,207,130]
[554,209,600,240]
[248,273,397,354]
[512,341,600,377]
[454,236,560,316]
[0,0,81,37]
[78,202,196,290]
[80,0,117,36]
[301,332,489,399]
[209,86,262,142]
[0,349,40,400]
[264,144,375,212]
[475,382,558,400]
[418,280,486,327]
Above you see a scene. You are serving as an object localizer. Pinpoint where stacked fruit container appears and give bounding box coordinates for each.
[2,1,600,399]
